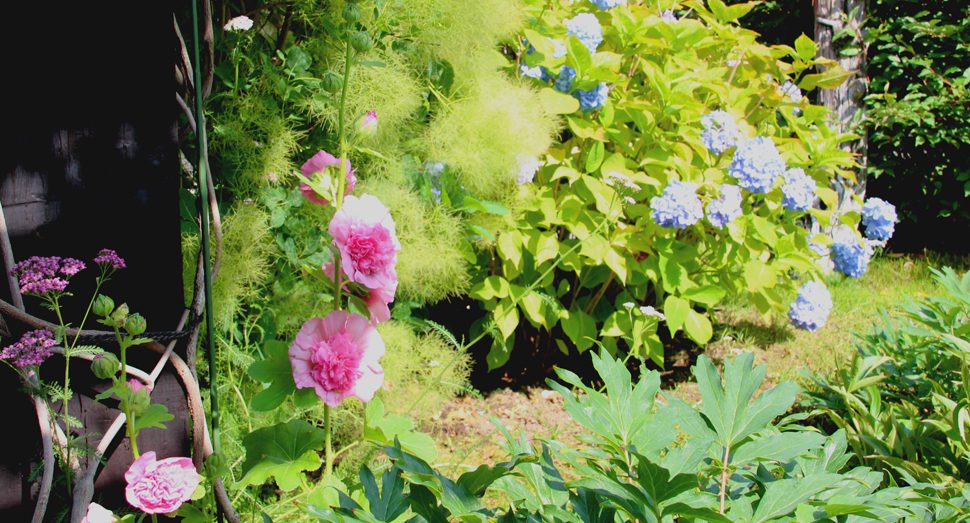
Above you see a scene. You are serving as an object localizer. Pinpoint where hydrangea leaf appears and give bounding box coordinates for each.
[560,308,597,352]
[684,309,712,345]
[664,295,689,337]
[237,419,326,491]
[540,88,581,115]
[795,34,819,62]
[247,340,297,412]
[743,259,776,292]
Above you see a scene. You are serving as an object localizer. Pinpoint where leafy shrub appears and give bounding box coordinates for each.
[802,267,970,487]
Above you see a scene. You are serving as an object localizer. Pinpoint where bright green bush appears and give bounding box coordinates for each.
[465,0,862,369]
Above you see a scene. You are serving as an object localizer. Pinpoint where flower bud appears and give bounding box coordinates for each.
[124,313,147,336]
[342,4,361,24]
[110,303,130,327]
[351,31,374,54]
[130,386,151,415]
[91,352,121,380]
[322,72,343,94]
[93,294,115,317]
[358,111,378,138]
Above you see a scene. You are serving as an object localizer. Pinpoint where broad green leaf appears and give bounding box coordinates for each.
[238,420,326,491]
[681,285,727,307]
[794,34,818,61]
[683,309,712,345]
[572,488,617,523]
[540,88,581,115]
[364,398,438,463]
[603,249,628,284]
[133,403,174,431]
[524,230,560,266]
[468,276,510,301]
[752,216,778,247]
[751,474,842,523]
[744,259,776,292]
[248,340,299,412]
[664,295,689,337]
[694,353,798,447]
[586,141,606,174]
[732,432,826,467]
[497,231,523,274]
[561,309,597,352]
[360,465,409,523]
[462,196,489,213]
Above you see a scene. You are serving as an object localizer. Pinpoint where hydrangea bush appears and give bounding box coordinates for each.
[474,0,889,368]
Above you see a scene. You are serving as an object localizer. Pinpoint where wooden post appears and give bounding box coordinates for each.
[814,0,869,220]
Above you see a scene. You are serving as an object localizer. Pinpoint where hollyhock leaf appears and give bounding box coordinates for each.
[238,420,326,491]
[248,340,297,412]
[133,403,174,431]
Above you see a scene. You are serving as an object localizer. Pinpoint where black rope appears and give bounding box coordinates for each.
[72,312,206,345]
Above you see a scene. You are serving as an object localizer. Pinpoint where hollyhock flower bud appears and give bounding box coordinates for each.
[358,111,378,138]
[110,303,130,328]
[93,294,115,317]
[125,452,200,514]
[322,72,343,94]
[351,31,374,53]
[289,311,385,407]
[342,4,361,23]
[128,379,152,415]
[125,313,147,336]
[91,352,121,379]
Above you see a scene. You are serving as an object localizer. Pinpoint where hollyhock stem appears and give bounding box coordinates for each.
[324,404,333,477]
[335,36,355,209]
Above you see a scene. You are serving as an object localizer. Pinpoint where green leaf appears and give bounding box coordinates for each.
[468,276,510,301]
[794,34,818,61]
[238,420,326,491]
[680,285,726,307]
[561,309,598,352]
[683,309,712,345]
[732,432,826,467]
[743,259,776,292]
[133,403,174,431]
[364,398,438,463]
[751,216,778,247]
[664,295,689,337]
[248,340,299,412]
[694,353,798,447]
[751,474,842,523]
[586,141,606,174]
[540,88,581,114]
[360,465,409,522]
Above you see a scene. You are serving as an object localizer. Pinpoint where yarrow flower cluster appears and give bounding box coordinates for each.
[300,150,358,206]
[223,15,253,31]
[729,136,787,194]
[592,0,625,10]
[11,256,85,296]
[93,248,126,270]
[781,168,816,212]
[700,111,743,155]
[861,197,897,241]
[574,83,609,112]
[554,66,577,93]
[788,281,833,332]
[1,330,55,367]
[80,502,116,523]
[706,184,743,229]
[516,155,541,185]
[661,9,678,23]
[565,13,603,55]
[124,452,200,514]
[650,180,704,229]
[831,239,871,278]
[289,311,385,407]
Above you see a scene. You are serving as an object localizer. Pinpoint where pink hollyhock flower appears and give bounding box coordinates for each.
[127,379,152,393]
[80,502,116,523]
[322,262,396,325]
[124,451,200,514]
[300,150,357,205]
[329,194,401,290]
[289,311,385,407]
[359,111,378,138]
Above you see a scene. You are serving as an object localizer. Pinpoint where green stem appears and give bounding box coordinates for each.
[335,35,355,209]
[324,404,333,477]
[71,277,106,349]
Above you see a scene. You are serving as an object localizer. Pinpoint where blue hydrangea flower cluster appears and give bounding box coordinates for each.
[592,0,626,9]
[778,81,803,116]
[781,168,816,212]
[808,240,829,258]
[574,83,609,112]
[520,64,551,82]
[423,160,446,204]
[700,110,743,155]
[650,180,704,229]
[831,239,871,278]
[729,136,787,194]
[554,66,577,93]
[565,13,603,55]
[706,184,743,229]
[861,197,897,241]
[788,281,833,332]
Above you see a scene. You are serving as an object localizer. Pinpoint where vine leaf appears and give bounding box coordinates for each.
[237,420,326,491]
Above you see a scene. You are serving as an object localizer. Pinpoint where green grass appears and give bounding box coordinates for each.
[707,252,970,388]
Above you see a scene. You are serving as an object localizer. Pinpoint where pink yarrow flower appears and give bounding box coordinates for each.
[80,502,116,523]
[329,194,401,289]
[289,311,385,407]
[300,150,358,205]
[1,330,56,367]
[124,451,200,514]
[94,249,126,270]
[10,255,84,296]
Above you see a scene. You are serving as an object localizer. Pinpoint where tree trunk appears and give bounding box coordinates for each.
[814,0,869,223]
